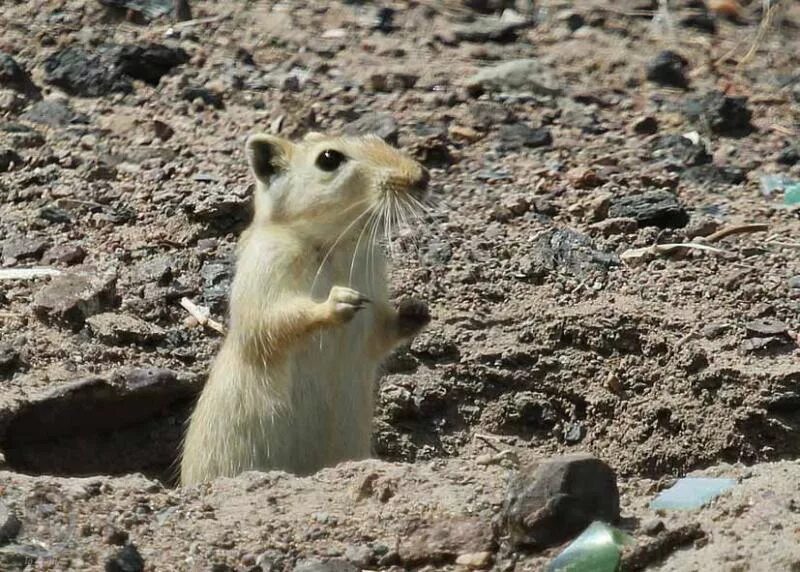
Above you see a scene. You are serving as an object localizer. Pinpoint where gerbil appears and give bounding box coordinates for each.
[180,132,431,485]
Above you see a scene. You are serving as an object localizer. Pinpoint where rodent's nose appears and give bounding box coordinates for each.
[411,168,430,197]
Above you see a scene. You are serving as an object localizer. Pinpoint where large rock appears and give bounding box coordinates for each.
[465,59,562,97]
[503,453,620,548]
[682,91,753,136]
[86,312,166,345]
[44,44,188,97]
[608,190,689,229]
[33,270,118,329]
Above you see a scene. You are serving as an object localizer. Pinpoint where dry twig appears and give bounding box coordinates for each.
[180,297,226,335]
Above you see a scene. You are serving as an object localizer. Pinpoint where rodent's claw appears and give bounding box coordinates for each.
[327,286,370,324]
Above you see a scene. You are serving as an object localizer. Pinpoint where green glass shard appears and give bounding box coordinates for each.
[546,521,634,572]
[784,183,800,206]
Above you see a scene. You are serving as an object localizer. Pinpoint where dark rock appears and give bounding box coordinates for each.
[745,319,788,337]
[39,206,73,224]
[44,44,188,97]
[681,13,717,34]
[789,276,800,289]
[0,52,41,99]
[0,148,21,172]
[497,124,552,150]
[0,343,21,374]
[86,312,166,345]
[632,115,659,135]
[466,59,562,97]
[106,44,190,85]
[293,559,359,572]
[373,7,395,33]
[646,50,689,89]
[105,543,145,572]
[343,112,398,145]
[399,517,494,566]
[608,190,689,228]
[650,134,712,167]
[99,0,173,20]
[682,91,753,136]
[0,501,21,544]
[777,146,799,166]
[517,228,619,282]
[21,99,87,127]
[33,270,118,329]
[681,164,746,186]
[44,47,129,96]
[0,122,45,148]
[182,87,224,109]
[503,453,620,548]
[453,16,532,43]
[563,12,586,31]
[2,237,49,261]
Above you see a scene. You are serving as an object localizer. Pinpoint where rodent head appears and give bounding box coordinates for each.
[245,132,429,241]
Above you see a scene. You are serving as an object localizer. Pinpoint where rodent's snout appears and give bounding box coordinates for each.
[410,168,430,198]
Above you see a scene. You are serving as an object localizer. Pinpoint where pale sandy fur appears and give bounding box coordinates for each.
[180,133,429,485]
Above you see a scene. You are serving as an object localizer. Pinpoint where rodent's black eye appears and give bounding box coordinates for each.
[315,149,347,172]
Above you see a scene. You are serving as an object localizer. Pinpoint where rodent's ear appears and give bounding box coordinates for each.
[245,134,293,184]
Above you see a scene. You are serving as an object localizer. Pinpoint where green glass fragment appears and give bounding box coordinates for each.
[546,521,634,572]
[784,183,800,206]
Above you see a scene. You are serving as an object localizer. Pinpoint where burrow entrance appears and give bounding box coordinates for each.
[1,368,200,485]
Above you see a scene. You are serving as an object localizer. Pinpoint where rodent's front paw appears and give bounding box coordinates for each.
[326,286,370,324]
[396,297,431,337]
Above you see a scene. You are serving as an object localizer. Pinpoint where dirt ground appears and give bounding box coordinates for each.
[1,0,799,570]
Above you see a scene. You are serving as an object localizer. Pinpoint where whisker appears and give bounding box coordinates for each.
[311,201,373,296]
[349,205,377,286]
